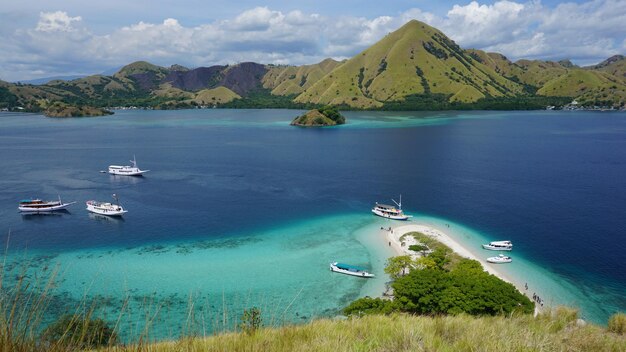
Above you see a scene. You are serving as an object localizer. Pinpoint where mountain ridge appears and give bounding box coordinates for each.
[1,20,624,111]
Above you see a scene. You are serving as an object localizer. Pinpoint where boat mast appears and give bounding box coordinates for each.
[392,194,402,210]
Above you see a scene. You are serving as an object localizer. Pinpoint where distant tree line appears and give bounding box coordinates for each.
[381,93,573,111]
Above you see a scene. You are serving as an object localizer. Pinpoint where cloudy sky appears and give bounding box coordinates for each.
[1,0,624,81]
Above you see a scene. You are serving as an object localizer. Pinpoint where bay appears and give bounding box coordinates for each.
[0,109,624,340]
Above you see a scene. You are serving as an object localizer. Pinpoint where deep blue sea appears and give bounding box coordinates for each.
[0,109,624,340]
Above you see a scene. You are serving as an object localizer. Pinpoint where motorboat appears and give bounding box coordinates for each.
[108,156,149,176]
[372,195,412,220]
[330,262,375,278]
[18,196,76,213]
[482,240,513,251]
[86,194,127,217]
[487,254,512,264]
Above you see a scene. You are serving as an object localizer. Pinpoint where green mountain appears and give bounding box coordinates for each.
[295,20,524,108]
[1,20,624,111]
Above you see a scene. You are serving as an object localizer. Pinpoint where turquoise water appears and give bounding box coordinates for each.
[410,215,622,322]
[8,214,395,340]
[1,109,625,340]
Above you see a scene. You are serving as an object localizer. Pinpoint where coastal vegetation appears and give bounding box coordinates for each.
[345,232,533,317]
[290,106,346,126]
[1,21,624,113]
[609,313,626,334]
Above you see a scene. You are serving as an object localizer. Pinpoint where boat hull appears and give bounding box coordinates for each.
[371,209,410,220]
[487,257,512,264]
[108,168,148,176]
[330,263,375,278]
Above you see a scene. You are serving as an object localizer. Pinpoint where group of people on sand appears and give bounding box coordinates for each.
[525,283,544,307]
[532,292,544,307]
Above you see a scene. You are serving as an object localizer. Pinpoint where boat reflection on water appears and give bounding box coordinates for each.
[88,212,125,224]
[21,209,71,221]
[108,174,143,185]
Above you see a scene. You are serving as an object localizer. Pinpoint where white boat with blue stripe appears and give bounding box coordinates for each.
[330,262,375,278]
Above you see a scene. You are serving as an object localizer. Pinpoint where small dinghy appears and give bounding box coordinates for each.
[487,254,512,264]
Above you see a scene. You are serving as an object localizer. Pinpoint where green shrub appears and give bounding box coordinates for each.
[343,297,396,316]
[318,106,345,124]
[608,312,626,335]
[408,244,428,253]
[42,314,117,348]
[239,307,262,335]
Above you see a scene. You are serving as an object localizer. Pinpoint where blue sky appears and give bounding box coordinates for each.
[1,0,624,81]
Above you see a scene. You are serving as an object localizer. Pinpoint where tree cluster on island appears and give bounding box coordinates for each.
[290,106,346,126]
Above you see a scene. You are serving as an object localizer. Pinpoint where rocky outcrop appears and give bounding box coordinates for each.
[44,103,113,117]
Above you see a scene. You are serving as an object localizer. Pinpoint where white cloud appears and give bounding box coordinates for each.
[35,11,82,32]
[229,7,281,31]
[0,1,625,81]
[440,1,533,47]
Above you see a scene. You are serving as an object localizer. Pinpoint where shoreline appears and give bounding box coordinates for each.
[375,222,544,314]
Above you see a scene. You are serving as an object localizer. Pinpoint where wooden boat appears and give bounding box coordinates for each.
[372,195,412,220]
[18,196,75,212]
[108,156,149,176]
[86,194,127,217]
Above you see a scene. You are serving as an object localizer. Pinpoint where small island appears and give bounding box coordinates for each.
[44,102,113,118]
[290,106,345,127]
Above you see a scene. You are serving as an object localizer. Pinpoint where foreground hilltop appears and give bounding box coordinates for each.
[1,20,625,111]
[104,311,624,351]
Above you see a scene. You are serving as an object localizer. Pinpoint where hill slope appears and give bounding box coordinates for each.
[537,69,626,105]
[295,20,524,108]
[108,311,624,352]
[262,58,342,96]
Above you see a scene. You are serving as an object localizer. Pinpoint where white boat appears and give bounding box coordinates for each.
[86,194,127,217]
[18,196,76,212]
[330,262,375,278]
[108,156,149,176]
[482,240,513,251]
[372,195,412,220]
[487,254,512,264]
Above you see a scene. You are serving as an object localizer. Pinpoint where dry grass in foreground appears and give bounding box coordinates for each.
[98,308,625,352]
